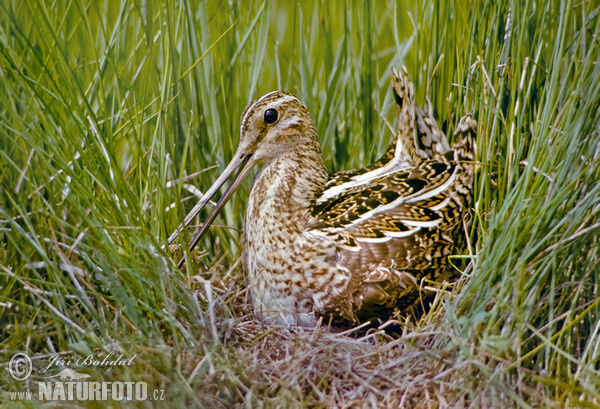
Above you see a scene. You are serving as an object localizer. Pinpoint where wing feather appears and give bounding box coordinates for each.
[310,152,457,235]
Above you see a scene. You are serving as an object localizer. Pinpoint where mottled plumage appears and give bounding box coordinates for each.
[170,67,476,327]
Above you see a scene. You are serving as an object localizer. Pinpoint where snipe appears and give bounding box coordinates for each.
[169,68,476,327]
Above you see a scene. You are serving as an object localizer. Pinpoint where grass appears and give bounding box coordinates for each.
[1,0,599,407]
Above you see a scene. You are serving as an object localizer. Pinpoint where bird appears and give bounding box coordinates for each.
[168,67,476,327]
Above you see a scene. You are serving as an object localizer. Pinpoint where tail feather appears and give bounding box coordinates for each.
[390,66,419,163]
[452,114,477,164]
[390,67,452,163]
[415,105,451,158]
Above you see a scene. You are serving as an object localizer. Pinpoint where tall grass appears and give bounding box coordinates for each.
[1,0,598,407]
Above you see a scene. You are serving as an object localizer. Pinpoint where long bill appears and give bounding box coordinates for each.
[173,152,254,269]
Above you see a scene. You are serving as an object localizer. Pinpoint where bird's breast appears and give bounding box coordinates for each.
[240,155,352,323]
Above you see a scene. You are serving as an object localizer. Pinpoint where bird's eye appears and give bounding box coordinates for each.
[264,108,278,124]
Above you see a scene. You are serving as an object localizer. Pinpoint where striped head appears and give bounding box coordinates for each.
[237,91,319,164]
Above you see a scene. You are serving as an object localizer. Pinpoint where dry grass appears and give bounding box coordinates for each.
[159,265,539,408]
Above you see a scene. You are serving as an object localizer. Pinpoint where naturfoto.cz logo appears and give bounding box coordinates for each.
[37,380,151,401]
[6,352,165,402]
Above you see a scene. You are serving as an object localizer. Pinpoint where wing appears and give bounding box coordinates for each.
[310,66,477,323]
[319,67,451,207]
[310,144,474,323]
[312,151,456,228]
[311,112,476,259]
